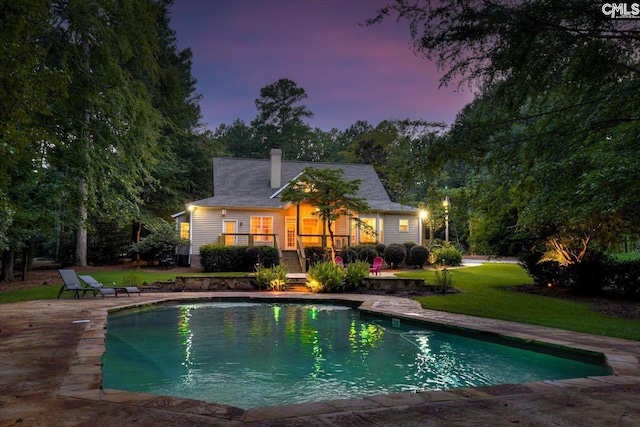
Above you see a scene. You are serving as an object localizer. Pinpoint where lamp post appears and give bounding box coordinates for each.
[443,196,450,242]
[419,209,434,245]
[419,210,427,246]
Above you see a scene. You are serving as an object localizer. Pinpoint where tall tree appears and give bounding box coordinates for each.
[279,167,371,259]
[371,0,640,261]
[0,0,64,280]
[45,0,164,265]
[214,119,261,158]
[251,78,314,158]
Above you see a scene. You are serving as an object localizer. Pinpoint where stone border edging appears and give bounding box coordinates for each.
[58,292,640,424]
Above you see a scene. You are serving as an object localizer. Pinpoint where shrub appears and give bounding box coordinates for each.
[407,245,429,268]
[255,263,289,291]
[519,250,567,288]
[609,259,640,299]
[306,261,345,293]
[403,241,417,255]
[258,246,279,268]
[305,246,330,267]
[200,244,253,272]
[200,244,231,272]
[433,268,453,294]
[565,254,609,295]
[245,246,262,270]
[358,247,378,264]
[375,243,386,255]
[383,243,407,269]
[122,267,142,287]
[130,219,188,266]
[344,260,370,290]
[338,248,358,264]
[430,246,462,267]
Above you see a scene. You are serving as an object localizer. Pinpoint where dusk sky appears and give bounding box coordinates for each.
[169,0,475,131]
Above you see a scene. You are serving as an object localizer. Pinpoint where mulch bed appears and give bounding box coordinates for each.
[505,284,640,320]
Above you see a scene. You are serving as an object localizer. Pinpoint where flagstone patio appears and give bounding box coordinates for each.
[2,291,640,426]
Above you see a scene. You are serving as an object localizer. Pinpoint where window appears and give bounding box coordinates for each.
[301,217,321,245]
[399,219,409,232]
[360,218,377,243]
[250,216,273,242]
[180,222,189,239]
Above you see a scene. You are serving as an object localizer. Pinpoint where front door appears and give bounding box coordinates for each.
[285,216,296,250]
[223,220,237,246]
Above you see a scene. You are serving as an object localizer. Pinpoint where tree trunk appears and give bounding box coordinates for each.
[1,249,15,283]
[131,221,142,262]
[75,176,88,266]
[74,32,90,267]
[21,245,29,281]
[327,221,336,261]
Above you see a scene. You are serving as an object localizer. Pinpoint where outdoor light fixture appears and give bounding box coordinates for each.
[419,210,429,245]
[443,196,450,242]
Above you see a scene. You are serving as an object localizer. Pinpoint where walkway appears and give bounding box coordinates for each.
[1,292,640,426]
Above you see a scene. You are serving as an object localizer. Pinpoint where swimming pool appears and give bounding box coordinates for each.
[103,301,610,409]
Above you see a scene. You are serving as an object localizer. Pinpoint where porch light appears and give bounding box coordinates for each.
[221,209,226,216]
[443,196,450,242]
[188,205,196,212]
[419,209,428,246]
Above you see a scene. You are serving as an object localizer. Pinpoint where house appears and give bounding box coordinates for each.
[173,149,422,269]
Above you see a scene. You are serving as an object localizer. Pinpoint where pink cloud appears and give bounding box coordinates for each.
[170,0,474,130]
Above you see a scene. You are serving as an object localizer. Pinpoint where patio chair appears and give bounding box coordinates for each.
[59,269,117,298]
[79,275,141,297]
[334,256,345,269]
[369,257,383,276]
[58,269,118,299]
[57,269,84,299]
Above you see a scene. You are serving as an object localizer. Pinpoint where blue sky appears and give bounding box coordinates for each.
[169,0,474,131]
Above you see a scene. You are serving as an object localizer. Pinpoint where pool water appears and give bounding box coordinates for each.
[103,302,609,409]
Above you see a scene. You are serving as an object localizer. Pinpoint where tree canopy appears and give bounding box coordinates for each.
[251,78,315,159]
[279,167,371,258]
[370,0,640,261]
[0,0,207,279]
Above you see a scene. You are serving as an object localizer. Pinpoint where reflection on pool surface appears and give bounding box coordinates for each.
[103,302,609,409]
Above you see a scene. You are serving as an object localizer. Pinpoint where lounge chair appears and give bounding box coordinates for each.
[79,275,141,297]
[59,269,117,298]
[57,269,84,299]
[369,257,383,276]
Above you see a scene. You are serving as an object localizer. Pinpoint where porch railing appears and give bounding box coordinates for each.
[217,233,351,250]
[297,234,351,249]
[217,233,278,248]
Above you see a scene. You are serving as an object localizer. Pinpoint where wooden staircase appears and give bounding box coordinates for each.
[281,250,304,273]
[281,250,307,290]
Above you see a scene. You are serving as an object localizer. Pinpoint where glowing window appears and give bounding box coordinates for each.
[251,216,273,242]
[399,219,409,232]
[180,223,189,239]
[361,218,377,243]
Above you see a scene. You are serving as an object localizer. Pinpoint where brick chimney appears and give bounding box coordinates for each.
[270,148,282,189]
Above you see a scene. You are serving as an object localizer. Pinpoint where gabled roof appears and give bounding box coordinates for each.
[189,157,416,213]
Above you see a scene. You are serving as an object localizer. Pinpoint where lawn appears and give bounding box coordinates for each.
[0,270,246,304]
[2,264,639,341]
[398,264,640,341]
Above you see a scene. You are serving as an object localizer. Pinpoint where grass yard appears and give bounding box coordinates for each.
[0,270,246,304]
[2,263,639,341]
[398,264,640,341]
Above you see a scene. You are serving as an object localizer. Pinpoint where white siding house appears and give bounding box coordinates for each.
[174,149,421,268]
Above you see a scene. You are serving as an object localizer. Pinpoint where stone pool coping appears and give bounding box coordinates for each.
[53,291,640,424]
